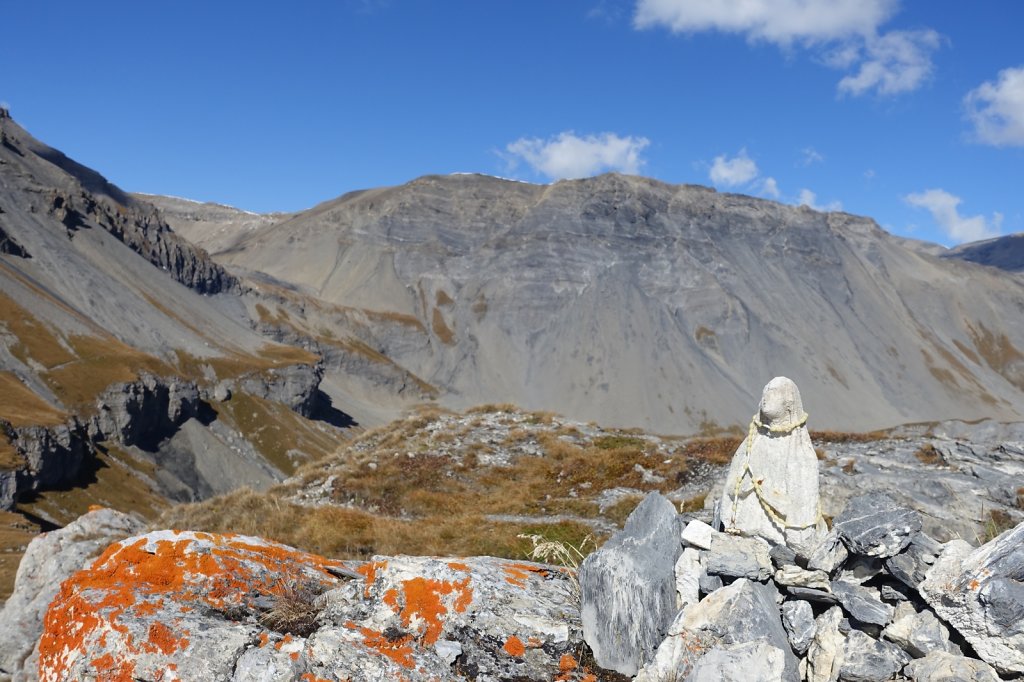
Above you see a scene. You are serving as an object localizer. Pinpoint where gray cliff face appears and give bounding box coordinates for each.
[206,173,1024,433]
[0,114,348,523]
[0,115,236,295]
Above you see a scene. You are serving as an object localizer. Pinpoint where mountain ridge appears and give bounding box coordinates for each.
[178,171,1024,433]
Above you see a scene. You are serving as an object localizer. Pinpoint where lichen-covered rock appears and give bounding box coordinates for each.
[579,491,682,676]
[719,377,826,556]
[36,530,590,682]
[919,525,1024,674]
[0,507,144,681]
[833,492,922,558]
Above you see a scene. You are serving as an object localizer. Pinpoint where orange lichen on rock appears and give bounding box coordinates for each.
[502,561,549,588]
[559,654,578,671]
[447,561,470,572]
[503,635,526,657]
[358,559,389,598]
[358,625,416,668]
[37,531,342,681]
[145,621,189,656]
[394,575,473,645]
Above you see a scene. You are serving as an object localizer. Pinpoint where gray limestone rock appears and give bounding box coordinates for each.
[882,602,952,658]
[782,600,816,655]
[808,529,850,574]
[834,492,922,558]
[880,583,911,602]
[919,525,1024,673]
[770,543,798,568]
[839,556,884,585]
[684,641,788,682]
[903,650,1000,682]
[681,519,716,549]
[785,586,840,604]
[774,565,830,590]
[637,578,799,682]
[579,491,682,676]
[839,630,910,682]
[800,606,846,682]
[699,571,723,595]
[884,533,942,590]
[675,547,701,610]
[0,508,145,681]
[704,532,773,581]
[831,581,894,626]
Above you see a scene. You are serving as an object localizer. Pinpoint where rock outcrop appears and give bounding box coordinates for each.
[0,507,144,681]
[33,531,591,681]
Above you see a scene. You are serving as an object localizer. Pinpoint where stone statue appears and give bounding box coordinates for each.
[719,377,826,556]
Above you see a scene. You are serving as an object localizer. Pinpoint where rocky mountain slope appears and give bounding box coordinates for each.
[947,232,1024,272]
[186,172,1024,434]
[0,112,360,595]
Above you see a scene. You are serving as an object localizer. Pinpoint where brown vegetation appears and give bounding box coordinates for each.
[162,407,733,565]
[0,372,67,426]
[913,444,945,466]
[810,430,889,443]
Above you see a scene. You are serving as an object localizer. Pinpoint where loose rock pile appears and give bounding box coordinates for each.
[580,379,1024,681]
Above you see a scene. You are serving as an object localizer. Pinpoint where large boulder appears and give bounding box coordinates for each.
[636,578,799,682]
[579,491,682,676]
[919,525,1024,674]
[719,377,826,556]
[0,507,144,682]
[36,531,588,681]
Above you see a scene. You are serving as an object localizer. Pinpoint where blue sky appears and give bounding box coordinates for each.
[3,1,1023,246]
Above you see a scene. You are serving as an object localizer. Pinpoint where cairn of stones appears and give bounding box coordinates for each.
[580,376,1024,681]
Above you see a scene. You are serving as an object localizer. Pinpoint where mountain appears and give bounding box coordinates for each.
[0,111,358,593]
[193,172,1024,433]
[946,232,1024,272]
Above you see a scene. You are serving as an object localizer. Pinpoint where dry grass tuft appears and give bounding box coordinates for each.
[810,430,889,444]
[914,444,945,466]
[258,580,325,637]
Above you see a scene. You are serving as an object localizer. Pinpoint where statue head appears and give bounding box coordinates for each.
[758,376,806,431]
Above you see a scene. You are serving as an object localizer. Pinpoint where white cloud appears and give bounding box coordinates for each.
[633,0,895,44]
[761,177,780,198]
[837,29,941,96]
[905,189,1003,244]
[800,147,824,166]
[964,65,1024,147]
[709,148,759,186]
[505,131,650,180]
[632,0,940,97]
[797,189,842,212]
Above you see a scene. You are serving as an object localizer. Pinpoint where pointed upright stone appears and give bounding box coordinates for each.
[720,377,826,556]
[579,492,682,676]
